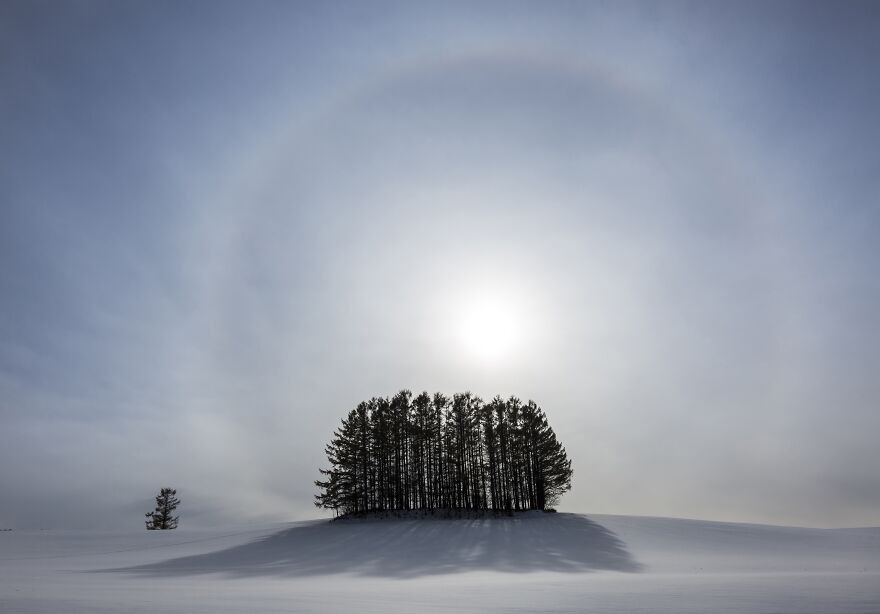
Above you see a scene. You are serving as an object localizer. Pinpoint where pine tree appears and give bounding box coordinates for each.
[145,488,180,530]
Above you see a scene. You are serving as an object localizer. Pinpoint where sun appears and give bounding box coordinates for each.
[457,294,523,365]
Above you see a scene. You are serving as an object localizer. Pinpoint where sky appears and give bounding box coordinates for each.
[1,1,879,529]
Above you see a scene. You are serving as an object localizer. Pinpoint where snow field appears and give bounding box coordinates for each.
[1,513,878,613]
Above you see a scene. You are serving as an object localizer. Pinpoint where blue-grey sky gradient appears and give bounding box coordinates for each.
[1,1,879,528]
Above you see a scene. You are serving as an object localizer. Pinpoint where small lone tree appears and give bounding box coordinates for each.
[145,488,180,530]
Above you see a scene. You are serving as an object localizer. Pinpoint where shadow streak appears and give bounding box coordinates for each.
[103,513,642,579]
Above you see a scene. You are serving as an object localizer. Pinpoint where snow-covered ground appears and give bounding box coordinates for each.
[1,512,878,613]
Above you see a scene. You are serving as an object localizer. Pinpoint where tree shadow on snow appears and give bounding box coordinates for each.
[104,513,642,579]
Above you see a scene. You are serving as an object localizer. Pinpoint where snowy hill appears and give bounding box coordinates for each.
[2,512,878,613]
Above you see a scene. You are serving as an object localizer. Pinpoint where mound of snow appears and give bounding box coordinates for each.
[113,512,640,578]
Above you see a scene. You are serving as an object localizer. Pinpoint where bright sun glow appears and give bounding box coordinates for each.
[457,294,524,364]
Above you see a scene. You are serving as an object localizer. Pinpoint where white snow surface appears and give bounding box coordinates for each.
[1,512,878,613]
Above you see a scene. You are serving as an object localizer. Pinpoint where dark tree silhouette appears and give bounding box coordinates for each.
[145,488,180,530]
[315,391,573,516]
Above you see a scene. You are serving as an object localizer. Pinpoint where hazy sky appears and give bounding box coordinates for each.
[2,1,879,529]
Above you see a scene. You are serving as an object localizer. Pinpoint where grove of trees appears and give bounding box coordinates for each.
[315,391,573,516]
